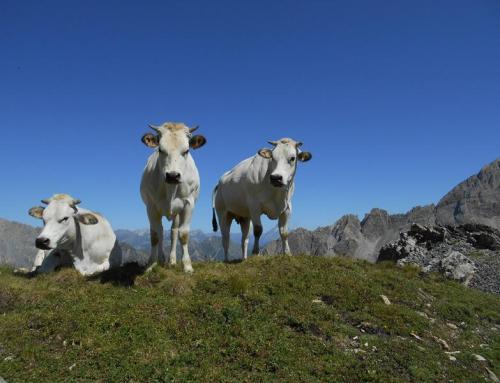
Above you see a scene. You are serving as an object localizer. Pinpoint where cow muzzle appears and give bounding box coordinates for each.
[165,171,181,184]
[35,237,51,250]
[270,174,285,187]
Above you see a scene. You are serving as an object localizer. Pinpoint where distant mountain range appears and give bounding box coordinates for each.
[1,158,498,268]
[264,158,500,262]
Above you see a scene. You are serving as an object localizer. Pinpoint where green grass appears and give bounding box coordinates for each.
[0,256,499,382]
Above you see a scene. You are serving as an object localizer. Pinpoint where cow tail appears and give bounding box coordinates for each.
[212,185,218,232]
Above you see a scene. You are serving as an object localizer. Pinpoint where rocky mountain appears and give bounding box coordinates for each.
[435,159,500,230]
[265,158,500,262]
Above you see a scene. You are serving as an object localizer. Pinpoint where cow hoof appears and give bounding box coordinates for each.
[183,265,194,274]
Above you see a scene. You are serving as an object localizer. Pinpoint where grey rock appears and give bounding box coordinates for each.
[440,251,476,285]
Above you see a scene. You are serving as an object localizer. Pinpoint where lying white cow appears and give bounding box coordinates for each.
[140,122,206,273]
[28,194,120,276]
[212,138,312,260]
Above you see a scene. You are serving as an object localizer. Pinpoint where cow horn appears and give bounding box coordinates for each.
[189,125,199,133]
[148,124,161,133]
[41,198,50,205]
[71,199,81,206]
[268,140,278,146]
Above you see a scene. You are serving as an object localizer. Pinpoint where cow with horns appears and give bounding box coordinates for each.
[212,138,312,261]
[140,122,207,273]
[28,193,120,275]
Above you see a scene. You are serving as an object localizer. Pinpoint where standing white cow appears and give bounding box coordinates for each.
[212,138,312,260]
[28,193,120,276]
[140,122,206,273]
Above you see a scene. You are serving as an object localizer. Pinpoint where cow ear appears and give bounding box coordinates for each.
[76,213,99,225]
[28,206,44,219]
[298,151,312,162]
[258,148,273,159]
[189,135,206,149]
[141,133,159,148]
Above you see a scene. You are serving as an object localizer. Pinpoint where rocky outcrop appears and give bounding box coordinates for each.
[379,223,500,294]
[265,158,500,263]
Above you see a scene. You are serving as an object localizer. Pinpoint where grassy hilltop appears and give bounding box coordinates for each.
[0,256,499,382]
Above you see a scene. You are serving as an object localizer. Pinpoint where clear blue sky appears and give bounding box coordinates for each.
[1,0,499,232]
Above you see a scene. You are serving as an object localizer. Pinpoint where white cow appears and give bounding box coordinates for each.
[212,138,312,260]
[28,193,120,276]
[140,122,206,273]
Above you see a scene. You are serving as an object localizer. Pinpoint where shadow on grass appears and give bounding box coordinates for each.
[224,259,244,264]
[91,262,147,287]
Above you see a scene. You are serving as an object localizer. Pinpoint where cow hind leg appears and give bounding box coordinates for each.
[218,212,232,262]
[169,215,180,266]
[240,218,251,260]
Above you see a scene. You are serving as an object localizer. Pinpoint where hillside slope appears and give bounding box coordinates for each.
[0,256,498,382]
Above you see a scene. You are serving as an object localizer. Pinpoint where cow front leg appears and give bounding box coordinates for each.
[147,207,164,269]
[179,204,194,273]
[251,215,263,255]
[169,214,180,266]
[278,209,291,255]
[31,249,47,271]
[35,251,66,274]
[240,218,251,260]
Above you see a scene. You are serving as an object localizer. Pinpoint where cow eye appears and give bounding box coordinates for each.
[289,156,296,163]
[59,217,69,223]
[183,150,189,157]
[158,147,165,154]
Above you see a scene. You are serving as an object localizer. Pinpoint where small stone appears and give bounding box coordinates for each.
[410,332,423,341]
[312,298,323,304]
[473,354,487,362]
[432,336,450,350]
[449,355,457,362]
[380,295,391,305]
[3,356,14,362]
[69,363,77,371]
[446,323,458,330]
[63,340,68,347]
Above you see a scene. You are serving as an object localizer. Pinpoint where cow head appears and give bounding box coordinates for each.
[28,194,99,250]
[141,122,206,184]
[258,138,312,188]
